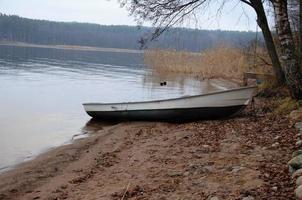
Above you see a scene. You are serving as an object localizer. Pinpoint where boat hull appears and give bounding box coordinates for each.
[85,105,246,121]
[83,86,256,121]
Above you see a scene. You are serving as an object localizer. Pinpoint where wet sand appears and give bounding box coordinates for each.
[0,99,298,200]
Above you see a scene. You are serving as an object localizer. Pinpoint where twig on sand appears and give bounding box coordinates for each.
[121,182,130,200]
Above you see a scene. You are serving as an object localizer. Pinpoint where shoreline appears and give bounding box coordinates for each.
[0,129,90,174]
[0,79,237,177]
[0,99,298,199]
[0,41,144,54]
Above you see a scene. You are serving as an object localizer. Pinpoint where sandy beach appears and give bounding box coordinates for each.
[0,99,298,200]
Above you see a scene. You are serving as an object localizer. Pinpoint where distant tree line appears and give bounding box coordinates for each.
[0,14,260,52]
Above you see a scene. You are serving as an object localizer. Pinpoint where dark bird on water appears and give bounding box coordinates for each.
[160,81,167,86]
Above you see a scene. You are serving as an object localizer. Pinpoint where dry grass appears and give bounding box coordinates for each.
[144,46,247,80]
[144,45,274,82]
[273,97,302,115]
[244,47,274,75]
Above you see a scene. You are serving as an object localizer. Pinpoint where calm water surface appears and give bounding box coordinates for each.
[0,45,224,171]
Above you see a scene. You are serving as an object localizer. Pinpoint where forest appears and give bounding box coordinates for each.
[0,14,260,52]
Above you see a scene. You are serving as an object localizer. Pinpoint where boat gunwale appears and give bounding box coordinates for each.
[83,86,257,106]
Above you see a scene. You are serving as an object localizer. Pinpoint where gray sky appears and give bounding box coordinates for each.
[0,0,259,31]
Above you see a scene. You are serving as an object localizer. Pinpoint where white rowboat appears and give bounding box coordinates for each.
[83,86,256,121]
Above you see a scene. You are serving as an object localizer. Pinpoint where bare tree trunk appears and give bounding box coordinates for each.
[249,0,285,84]
[273,0,302,99]
[299,0,302,54]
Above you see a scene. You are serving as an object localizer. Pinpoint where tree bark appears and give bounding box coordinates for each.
[249,0,285,85]
[299,0,302,55]
[273,0,302,99]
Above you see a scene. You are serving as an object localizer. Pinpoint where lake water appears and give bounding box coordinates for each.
[0,45,225,172]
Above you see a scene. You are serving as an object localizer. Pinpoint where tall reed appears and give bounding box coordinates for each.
[144,45,272,81]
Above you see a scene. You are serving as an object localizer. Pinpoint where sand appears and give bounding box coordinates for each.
[0,100,298,200]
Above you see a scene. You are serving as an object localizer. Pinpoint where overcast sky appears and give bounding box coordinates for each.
[0,0,259,31]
